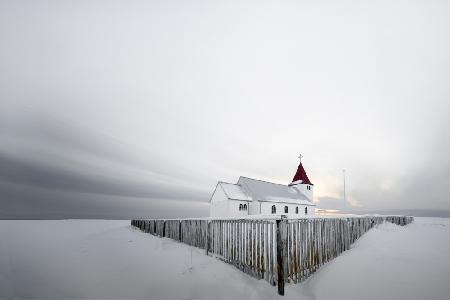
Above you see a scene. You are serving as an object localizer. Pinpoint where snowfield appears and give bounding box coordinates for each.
[1,218,449,300]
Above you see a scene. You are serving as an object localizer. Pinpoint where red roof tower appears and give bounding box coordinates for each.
[291,162,313,185]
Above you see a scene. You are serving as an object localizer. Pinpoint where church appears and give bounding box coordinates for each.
[209,158,316,217]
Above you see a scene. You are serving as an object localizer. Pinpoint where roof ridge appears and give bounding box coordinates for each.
[239,176,287,187]
[218,181,237,185]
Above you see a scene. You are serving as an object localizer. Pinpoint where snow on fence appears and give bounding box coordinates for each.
[131,215,413,296]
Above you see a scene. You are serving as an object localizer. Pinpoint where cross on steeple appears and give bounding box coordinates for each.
[298,154,303,163]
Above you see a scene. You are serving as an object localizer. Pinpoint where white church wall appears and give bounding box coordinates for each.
[291,184,314,202]
[260,202,315,216]
[210,184,250,217]
[249,201,260,215]
[210,185,229,218]
[228,200,250,217]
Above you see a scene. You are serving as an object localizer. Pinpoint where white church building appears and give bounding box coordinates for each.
[209,160,316,217]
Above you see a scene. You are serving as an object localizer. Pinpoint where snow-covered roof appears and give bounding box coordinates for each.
[218,182,251,201]
[237,176,314,204]
[211,177,315,205]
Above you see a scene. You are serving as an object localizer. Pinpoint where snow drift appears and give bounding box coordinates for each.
[1,218,449,300]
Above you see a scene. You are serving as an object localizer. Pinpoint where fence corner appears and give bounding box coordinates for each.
[276,216,288,296]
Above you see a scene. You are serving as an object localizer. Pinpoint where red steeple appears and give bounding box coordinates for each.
[291,162,313,185]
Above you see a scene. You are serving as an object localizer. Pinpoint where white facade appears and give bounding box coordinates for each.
[259,201,313,216]
[209,183,250,218]
[209,177,316,218]
[289,180,313,202]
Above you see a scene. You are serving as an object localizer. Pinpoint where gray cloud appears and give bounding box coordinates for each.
[0,180,209,219]
[0,152,205,200]
[0,110,210,218]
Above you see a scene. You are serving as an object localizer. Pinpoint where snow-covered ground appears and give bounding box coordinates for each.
[1,218,449,300]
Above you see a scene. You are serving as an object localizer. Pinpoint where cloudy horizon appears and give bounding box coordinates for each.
[1,0,449,219]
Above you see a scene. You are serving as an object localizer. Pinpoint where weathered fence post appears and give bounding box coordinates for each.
[205,220,210,255]
[276,215,288,296]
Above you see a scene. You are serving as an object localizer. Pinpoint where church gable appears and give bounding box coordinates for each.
[218,182,251,201]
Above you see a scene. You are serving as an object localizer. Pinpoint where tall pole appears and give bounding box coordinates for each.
[343,169,346,210]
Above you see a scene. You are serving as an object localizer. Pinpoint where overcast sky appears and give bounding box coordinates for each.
[1,0,449,218]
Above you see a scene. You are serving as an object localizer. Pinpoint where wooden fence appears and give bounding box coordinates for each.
[131,215,413,295]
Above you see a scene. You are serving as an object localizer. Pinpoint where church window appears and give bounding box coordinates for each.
[305,207,308,215]
[243,204,247,210]
[284,206,288,213]
[271,205,276,214]
[239,204,243,211]
[296,207,299,214]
